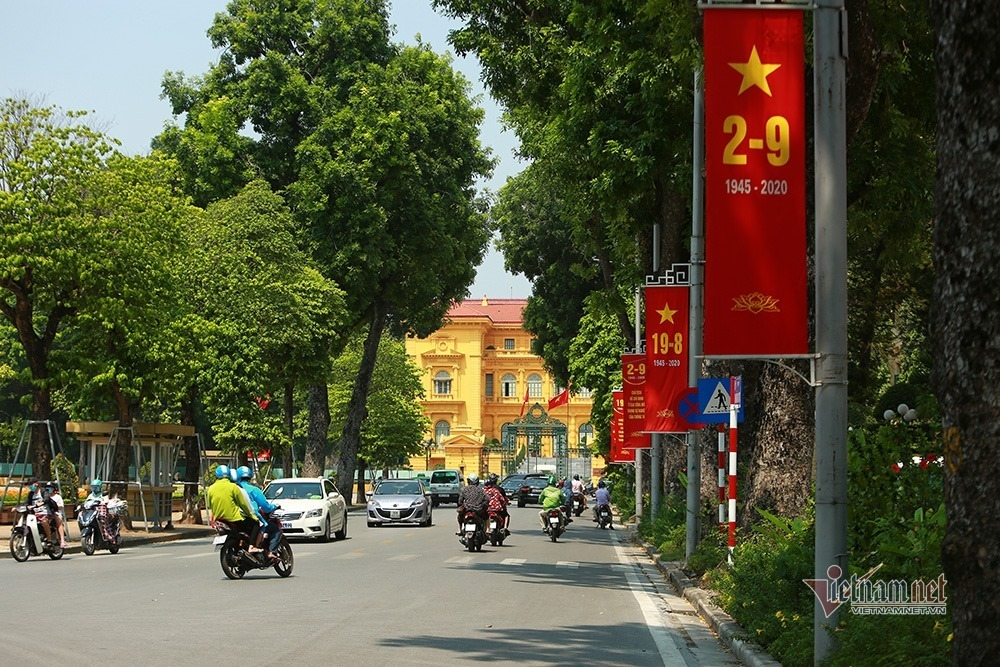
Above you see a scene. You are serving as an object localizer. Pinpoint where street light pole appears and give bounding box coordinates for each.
[813,0,849,662]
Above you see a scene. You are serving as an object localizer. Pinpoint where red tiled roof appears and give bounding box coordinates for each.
[447,298,527,324]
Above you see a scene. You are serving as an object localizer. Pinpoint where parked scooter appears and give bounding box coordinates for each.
[459,510,486,552]
[8,506,64,562]
[214,520,293,580]
[596,503,613,529]
[543,508,566,542]
[77,497,126,555]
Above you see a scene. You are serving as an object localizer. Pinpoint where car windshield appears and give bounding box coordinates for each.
[264,482,323,500]
[527,479,549,488]
[374,481,422,496]
[430,471,458,484]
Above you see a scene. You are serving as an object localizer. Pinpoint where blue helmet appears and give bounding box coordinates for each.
[236,466,253,481]
[215,464,231,480]
[228,468,239,482]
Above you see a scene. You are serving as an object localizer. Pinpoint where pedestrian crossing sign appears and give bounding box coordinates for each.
[697,378,745,424]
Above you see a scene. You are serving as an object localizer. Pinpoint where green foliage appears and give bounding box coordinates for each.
[686,531,728,577]
[825,614,951,667]
[52,454,78,501]
[605,464,635,518]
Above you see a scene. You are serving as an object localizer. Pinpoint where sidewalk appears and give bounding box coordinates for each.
[622,518,781,667]
[0,511,217,559]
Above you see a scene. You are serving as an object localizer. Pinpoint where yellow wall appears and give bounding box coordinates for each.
[405,299,594,476]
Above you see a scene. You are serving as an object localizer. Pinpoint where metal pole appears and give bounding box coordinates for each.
[813,0,849,661]
[687,68,706,558]
[650,222,662,516]
[634,287,644,522]
[717,425,726,532]
[727,378,739,564]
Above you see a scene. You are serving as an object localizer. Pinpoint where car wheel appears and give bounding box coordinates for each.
[517,500,525,508]
[319,515,331,543]
[334,511,347,540]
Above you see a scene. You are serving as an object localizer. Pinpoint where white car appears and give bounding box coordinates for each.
[264,477,348,542]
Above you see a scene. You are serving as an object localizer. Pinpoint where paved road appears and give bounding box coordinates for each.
[0,506,739,667]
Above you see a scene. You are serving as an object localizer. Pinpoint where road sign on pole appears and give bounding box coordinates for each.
[697,377,744,424]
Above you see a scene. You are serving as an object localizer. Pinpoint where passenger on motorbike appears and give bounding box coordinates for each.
[592,480,611,522]
[538,476,566,529]
[559,477,574,524]
[455,473,488,535]
[43,482,69,548]
[23,477,56,545]
[483,473,510,536]
[235,466,281,560]
[206,465,262,552]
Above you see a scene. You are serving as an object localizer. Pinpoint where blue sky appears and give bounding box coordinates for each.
[0,0,531,299]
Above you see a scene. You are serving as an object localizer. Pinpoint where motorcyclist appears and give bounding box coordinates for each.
[482,473,511,536]
[22,477,58,546]
[85,479,107,503]
[559,477,574,524]
[592,480,612,523]
[538,476,566,530]
[206,464,262,552]
[84,479,113,542]
[571,474,588,511]
[235,465,282,560]
[455,473,488,535]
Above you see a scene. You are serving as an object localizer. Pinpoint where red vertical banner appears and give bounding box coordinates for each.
[644,285,690,432]
[608,389,633,462]
[703,9,808,355]
[622,354,651,450]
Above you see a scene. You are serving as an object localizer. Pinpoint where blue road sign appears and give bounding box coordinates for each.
[697,377,745,424]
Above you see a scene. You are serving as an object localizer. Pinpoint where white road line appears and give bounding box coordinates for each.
[611,532,687,666]
[126,553,174,560]
[611,563,634,571]
[387,554,419,561]
[556,561,579,569]
[177,552,216,559]
[499,558,526,566]
[335,552,366,559]
[294,551,316,558]
[446,556,473,564]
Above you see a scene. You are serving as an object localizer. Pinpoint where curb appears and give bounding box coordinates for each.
[0,527,215,560]
[624,521,781,667]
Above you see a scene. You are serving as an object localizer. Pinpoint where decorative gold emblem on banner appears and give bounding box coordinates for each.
[657,408,676,419]
[731,292,781,314]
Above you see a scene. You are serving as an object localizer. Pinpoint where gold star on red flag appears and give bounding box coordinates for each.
[656,302,678,324]
[729,46,781,96]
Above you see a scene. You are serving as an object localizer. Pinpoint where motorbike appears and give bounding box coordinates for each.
[213,518,293,580]
[543,508,566,542]
[596,503,613,529]
[459,510,486,552]
[77,497,126,555]
[571,492,586,517]
[8,506,65,562]
[487,511,507,547]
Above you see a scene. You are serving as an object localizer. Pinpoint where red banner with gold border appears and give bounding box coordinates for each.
[622,354,652,449]
[608,389,634,462]
[704,9,807,355]
[644,286,690,432]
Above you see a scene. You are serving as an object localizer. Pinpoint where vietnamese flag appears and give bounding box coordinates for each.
[519,386,530,417]
[548,387,570,411]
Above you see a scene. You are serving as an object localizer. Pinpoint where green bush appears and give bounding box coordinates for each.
[686,530,728,576]
[52,454,79,503]
[824,614,951,667]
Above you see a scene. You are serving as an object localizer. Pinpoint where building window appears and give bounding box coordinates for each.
[434,421,450,444]
[501,374,517,397]
[577,386,593,398]
[527,374,543,398]
[578,423,594,445]
[434,371,452,395]
[553,382,564,396]
[504,338,515,350]
[485,374,494,397]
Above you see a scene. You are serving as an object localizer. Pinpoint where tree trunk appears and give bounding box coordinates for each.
[29,387,53,481]
[336,302,387,500]
[929,2,1000,663]
[110,382,136,530]
[356,458,367,505]
[303,384,329,477]
[284,381,295,477]
[179,388,202,524]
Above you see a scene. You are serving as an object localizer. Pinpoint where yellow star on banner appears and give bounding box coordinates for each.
[656,302,678,324]
[729,46,781,96]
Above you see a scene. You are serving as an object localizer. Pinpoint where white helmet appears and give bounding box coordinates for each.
[467,473,479,485]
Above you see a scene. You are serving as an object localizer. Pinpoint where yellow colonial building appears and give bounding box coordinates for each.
[405,297,596,479]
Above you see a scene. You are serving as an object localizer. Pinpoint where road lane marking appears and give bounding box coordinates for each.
[557,561,579,569]
[335,552,366,559]
[126,553,174,560]
[177,552,215,559]
[388,554,419,561]
[446,556,473,564]
[500,558,526,566]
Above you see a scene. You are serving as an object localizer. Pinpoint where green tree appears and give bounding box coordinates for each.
[0,98,117,479]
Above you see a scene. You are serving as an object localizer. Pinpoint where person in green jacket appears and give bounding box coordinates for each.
[207,464,261,551]
[538,476,566,529]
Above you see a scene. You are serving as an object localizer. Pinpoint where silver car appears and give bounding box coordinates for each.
[264,477,348,542]
[366,479,433,527]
